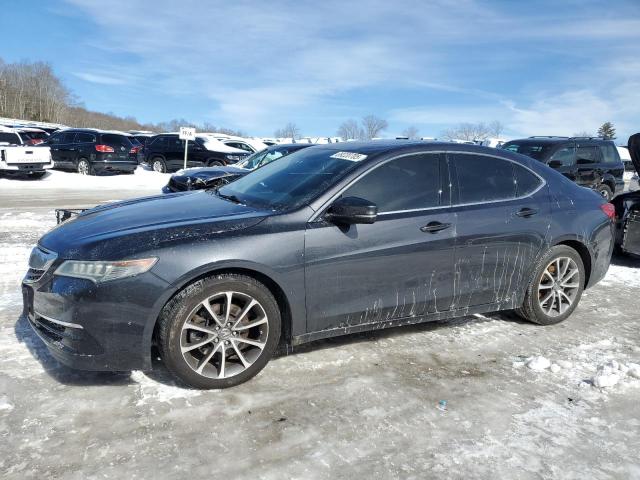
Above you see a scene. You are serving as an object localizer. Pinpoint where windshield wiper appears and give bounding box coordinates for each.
[214,189,244,205]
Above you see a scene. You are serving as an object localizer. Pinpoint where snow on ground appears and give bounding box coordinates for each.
[0,166,170,190]
[0,182,639,479]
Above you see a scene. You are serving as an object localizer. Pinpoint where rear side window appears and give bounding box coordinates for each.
[502,142,552,161]
[513,164,542,196]
[600,143,620,164]
[22,131,48,141]
[61,132,77,143]
[101,134,132,148]
[343,153,441,213]
[150,136,166,148]
[576,146,600,164]
[453,153,515,204]
[548,145,575,167]
[0,132,21,144]
[76,133,96,143]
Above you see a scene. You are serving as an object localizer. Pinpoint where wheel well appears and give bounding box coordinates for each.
[152,267,293,349]
[556,240,591,287]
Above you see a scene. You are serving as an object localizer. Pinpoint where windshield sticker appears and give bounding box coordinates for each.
[330,152,368,162]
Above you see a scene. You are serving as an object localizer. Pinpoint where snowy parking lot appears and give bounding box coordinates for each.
[1,170,640,479]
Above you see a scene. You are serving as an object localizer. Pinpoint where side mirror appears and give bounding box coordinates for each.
[326,196,377,225]
[548,160,562,168]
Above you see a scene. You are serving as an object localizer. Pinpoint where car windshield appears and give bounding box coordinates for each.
[236,148,268,169]
[502,141,554,161]
[216,148,364,211]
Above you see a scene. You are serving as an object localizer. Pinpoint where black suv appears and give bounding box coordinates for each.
[42,129,138,175]
[502,137,624,200]
[144,134,251,173]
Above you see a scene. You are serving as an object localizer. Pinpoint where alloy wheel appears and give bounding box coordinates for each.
[78,160,89,175]
[153,160,165,173]
[180,291,269,379]
[537,257,580,317]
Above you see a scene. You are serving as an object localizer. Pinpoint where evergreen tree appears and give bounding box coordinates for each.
[597,122,616,140]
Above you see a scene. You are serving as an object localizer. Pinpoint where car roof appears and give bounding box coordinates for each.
[507,136,615,145]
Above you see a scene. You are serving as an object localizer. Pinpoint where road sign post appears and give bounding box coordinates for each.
[179,127,196,170]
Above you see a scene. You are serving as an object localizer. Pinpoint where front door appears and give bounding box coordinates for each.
[304,153,456,333]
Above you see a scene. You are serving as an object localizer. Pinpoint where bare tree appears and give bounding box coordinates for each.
[572,130,592,137]
[361,114,388,140]
[487,120,505,138]
[337,119,363,140]
[442,122,497,142]
[402,126,419,139]
[274,122,300,140]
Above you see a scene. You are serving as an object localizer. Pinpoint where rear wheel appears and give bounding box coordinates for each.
[516,245,585,325]
[158,274,281,389]
[77,158,94,175]
[152,158,167,173]
[597,184,613,201]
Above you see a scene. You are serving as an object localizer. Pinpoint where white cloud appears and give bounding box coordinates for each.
[73,72,128,85]
[62,0,640,137]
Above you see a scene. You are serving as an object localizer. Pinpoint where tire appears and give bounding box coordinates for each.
[597,184,613,201]
[152,158,167,173]
[516,245,585,325]
[207,159,224,167]
[77,158,94,175]
[158,274,281,389]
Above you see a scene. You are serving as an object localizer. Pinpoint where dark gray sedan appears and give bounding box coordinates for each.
[24,141,614,388]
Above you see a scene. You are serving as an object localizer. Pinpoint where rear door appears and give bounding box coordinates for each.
[575,142,602,188]
[56,132,78,167]
[74,132,96,164]
[599,142,624,195]
[304,152,456,332]
[449,152,550,309]
[547,143,578,182]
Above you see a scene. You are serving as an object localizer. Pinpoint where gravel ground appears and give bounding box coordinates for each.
[1,171,639,479]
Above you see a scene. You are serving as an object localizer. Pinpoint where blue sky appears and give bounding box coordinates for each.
[1,0,639,140]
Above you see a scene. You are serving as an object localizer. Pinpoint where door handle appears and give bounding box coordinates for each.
[516,207,538,218]
[420,221,451,233]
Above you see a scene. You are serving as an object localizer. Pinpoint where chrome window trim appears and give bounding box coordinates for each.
[309,150,546,222]
[34,311,84,330]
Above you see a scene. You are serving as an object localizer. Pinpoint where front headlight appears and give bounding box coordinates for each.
[54,258,158,283]
[225,154,243,162]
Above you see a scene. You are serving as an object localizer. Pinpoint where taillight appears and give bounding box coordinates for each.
[95,144,114,153]
[600,203,615,220]
[130,146,141,154]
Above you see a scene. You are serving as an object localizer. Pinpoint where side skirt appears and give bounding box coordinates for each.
[290,300,517,347]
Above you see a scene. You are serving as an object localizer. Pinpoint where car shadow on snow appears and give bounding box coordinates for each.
[611,252,640,267]
[13,314,134,387]
[14,310,526,389]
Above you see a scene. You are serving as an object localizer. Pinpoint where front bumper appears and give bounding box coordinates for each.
[22,264,171,371]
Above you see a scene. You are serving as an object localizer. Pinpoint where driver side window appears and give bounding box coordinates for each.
[341,153,441,213]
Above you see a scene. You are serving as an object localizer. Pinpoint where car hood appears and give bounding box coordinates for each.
[629,133,640,175]
[40,191,270,259]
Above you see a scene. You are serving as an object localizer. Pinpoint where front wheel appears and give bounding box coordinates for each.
[158,274,281,389]
[207,159,224,167]
[516,245,585,325]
